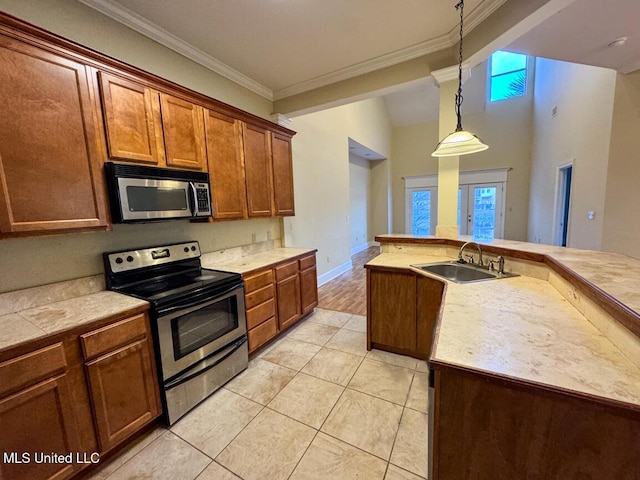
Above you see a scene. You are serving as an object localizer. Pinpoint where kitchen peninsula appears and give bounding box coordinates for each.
[367,235,640,480]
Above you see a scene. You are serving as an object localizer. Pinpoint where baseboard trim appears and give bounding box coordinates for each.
[350,241,377,257]
[317,260,353,287]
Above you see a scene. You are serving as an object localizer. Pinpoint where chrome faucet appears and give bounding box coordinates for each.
[458,241,483,267]
[488,255,505,274]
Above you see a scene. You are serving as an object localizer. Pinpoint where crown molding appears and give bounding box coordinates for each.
[431,63,471,86]
[78,0,274,100]
[448,0,509,44]
[273,35,451,100]
[80,0,505,102]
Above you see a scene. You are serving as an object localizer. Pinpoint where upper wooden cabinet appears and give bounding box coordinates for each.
[243,123,274,217]
[98,74,206,172]
[0,33,108,235]
[204,110,247,219]
[159,93,206,171]
[0,13,298,236]
[271,132,295,216]
[98,72,165,166]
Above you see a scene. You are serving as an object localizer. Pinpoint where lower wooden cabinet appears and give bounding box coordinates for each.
[275,260,301,331]
[366,266,444,359]
[0,310,161,480]
[81,314,161,452]
[299,254,318,315]
[0,344,82,480]
[243,252,318,354]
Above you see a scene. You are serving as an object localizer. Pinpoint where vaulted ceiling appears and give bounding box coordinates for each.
[79,0,640,125]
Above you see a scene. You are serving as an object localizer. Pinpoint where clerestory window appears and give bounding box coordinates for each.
[490,51,528,102]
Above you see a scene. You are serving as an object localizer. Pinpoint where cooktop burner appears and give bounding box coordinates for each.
[104,242,242,306]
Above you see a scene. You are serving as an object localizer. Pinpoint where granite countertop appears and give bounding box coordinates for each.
[201,247,317,274]
[0,290,148,353]
[0,246,316,354]
[377,234,640,316]
[366,251,640,409]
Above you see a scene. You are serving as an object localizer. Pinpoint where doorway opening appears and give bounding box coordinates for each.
[555,163,573,247]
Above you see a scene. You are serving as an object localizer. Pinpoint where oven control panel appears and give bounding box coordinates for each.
[106,241,201,273]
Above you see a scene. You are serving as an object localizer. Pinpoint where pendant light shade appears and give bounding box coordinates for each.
[432,0,488,158]
[432,129,488,157]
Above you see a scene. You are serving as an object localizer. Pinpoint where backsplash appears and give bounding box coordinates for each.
[0,217,282,293]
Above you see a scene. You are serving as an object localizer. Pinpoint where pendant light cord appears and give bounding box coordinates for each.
[455,0,464,132]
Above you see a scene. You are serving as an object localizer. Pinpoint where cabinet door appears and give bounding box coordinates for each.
[0,378,81,480]
[276,274,301,331]
[0,34,108,234]
[85,338,160,452]
[271,132,295,216]
[0,342,82,480]
[159,93,206,171]
[299,255,318,315]
[242,123,273,217]
[368,269,416,352]
[204,110,247,219]
[98,72,165,165]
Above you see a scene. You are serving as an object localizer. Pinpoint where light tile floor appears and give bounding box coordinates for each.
[86,308,429,480]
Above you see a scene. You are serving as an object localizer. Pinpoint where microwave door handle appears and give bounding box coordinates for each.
[188,182,198,216]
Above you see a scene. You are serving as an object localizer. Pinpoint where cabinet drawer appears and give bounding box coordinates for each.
[244,269,273,293]
[299,254,316,271]
[81,314,148,361]
[248,316,277,353]
[245,284,274,310]
[246,298,275,330]
[275,260,298,281]
[0,343,67,397]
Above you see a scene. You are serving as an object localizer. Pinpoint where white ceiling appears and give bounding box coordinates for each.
[80,0,640,126]
[507,0,640,75]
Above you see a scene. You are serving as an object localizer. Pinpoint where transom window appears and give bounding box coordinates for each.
[490,51,527,102]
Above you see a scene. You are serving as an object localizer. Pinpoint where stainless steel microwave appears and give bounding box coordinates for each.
[104,162,212,223]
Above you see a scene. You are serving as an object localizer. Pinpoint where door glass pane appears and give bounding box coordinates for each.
[472,187,497,241]
[412,190,431,235]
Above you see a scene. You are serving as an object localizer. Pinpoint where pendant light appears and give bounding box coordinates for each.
[432,0,488,157]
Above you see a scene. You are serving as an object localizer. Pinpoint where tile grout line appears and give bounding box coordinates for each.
[97,429,169,480]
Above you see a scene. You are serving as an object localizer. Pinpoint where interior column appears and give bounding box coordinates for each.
[432,66,471,239]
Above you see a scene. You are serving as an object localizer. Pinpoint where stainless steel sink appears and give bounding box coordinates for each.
[411,261,519,284]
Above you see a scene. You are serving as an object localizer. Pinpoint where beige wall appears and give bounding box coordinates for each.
[0,219,281,293]
[349,154,372,251]
[391,60,534,241]
[602,70,640,258]
[284,97,392,279]
[0,0,272,117]
[528,58,616,249]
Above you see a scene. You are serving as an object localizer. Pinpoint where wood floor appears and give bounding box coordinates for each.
[317,247,380,316]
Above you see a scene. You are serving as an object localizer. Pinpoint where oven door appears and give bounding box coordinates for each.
[156,284,246,381]
[117,177,193,221]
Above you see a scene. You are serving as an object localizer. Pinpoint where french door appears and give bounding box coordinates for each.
[405,187,438,235]
[458,183,504,240]
[406,183,504,239]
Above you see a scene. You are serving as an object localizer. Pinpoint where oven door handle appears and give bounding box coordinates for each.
[165,336,247,390]
[157,283,242,316]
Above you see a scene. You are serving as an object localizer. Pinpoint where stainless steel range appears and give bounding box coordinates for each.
[104,241,248,425]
